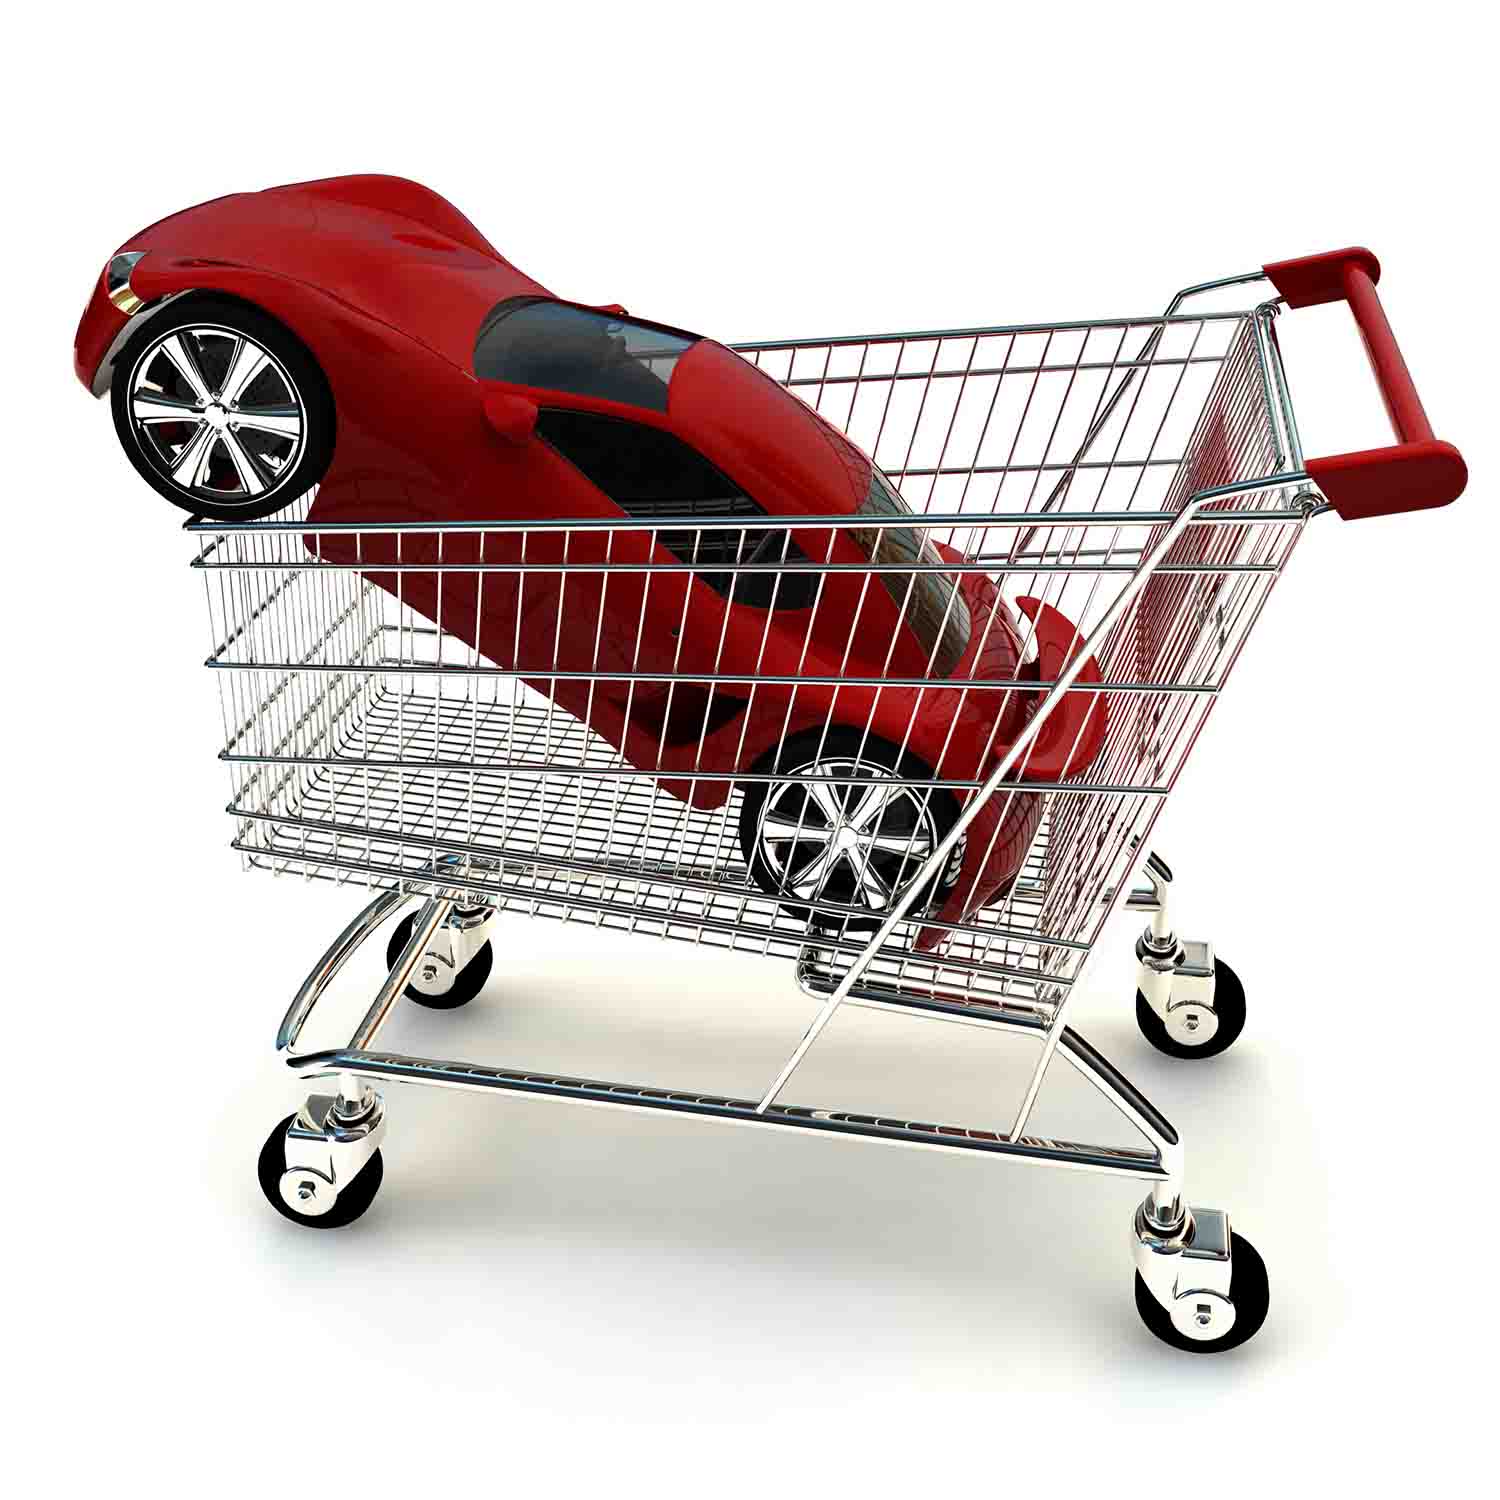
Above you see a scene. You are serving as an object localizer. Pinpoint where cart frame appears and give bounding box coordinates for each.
[181,247,1463,1351]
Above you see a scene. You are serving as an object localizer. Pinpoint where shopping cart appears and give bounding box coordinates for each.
[184,247,1463,1352]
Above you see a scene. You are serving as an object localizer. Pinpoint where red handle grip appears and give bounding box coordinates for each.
[1263,247,1466,520]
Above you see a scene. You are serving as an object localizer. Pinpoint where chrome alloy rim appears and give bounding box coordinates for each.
[128,324,305,503]
[756,755,945,916]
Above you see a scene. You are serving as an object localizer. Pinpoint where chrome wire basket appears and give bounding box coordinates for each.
[183,249,1463,1351]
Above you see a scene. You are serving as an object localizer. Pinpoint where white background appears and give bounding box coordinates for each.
[7,3,1495,1491]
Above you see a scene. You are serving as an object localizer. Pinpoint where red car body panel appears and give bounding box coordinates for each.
[74,281,129,390]
[75,176,548,526]
[75,175,1109,932]
[1013,597,1109,780]
[75,176,540,381]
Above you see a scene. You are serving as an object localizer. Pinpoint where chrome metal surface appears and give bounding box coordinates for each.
[1134,1198,1237,1342]
[284,1044,1175,1181]
[408,901,496,999]
[89,289,186,396]
[752,474,1289,1118]
[1156,939,1219,1044]
[354,896,453,1049]
[168,265,1334,1327]
[105,250,147,314]
[281,1088,387,1216]
[278,889,411,1053]
[1133,853,1220,1042]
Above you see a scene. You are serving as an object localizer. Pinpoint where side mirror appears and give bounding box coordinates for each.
[482,390,538,444]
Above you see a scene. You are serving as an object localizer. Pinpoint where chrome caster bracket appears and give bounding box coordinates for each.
[1138,936,1220,1045]
[1133,1196,1237,1343]
[1128,852,1220,1045]
[279,1081,387,1219]
[404,902,496,1003]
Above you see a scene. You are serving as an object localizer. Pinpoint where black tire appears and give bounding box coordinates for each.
[1136,957,1246,1059]
[1135,1231,1269,1353]
[110,296,335,520]
[385,912,494,1010]
[738,727,960,933]
[256,1114,384,1229]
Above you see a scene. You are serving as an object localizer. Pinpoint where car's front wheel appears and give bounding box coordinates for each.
[110,297,334,520]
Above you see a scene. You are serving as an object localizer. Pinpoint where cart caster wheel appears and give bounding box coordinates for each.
[257,1114,384,1229]
[385,912,493,1010]
[1136,957,1246,1059]
[1135,1230,1268,1352]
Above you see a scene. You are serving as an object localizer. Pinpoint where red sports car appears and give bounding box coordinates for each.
[74,175,1106,936]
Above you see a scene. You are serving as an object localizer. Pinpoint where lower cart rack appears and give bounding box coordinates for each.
[240,686,1071,1014]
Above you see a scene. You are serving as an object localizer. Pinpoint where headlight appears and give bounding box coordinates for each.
[105,250,148,314]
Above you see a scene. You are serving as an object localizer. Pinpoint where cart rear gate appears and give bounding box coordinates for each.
[185,249,1463,1351]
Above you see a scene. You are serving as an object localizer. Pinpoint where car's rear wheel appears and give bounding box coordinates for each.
[110,297,334,520]
[739,728,961,933]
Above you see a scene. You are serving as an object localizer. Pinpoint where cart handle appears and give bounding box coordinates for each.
[1263,247,1466,520]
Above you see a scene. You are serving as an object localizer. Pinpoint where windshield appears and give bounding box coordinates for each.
[473,298,696,412]
[851,469,971,675]
[532,408,818,609]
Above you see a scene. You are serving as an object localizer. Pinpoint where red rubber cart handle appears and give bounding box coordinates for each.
[1263,247,1467,520]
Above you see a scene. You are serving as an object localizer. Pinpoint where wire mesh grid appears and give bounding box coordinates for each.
[194,298,1309,1021]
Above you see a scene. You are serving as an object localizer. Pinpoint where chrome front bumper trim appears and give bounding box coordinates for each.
[105,250,148,314]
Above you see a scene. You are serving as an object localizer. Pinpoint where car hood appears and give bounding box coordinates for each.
[115,175,553,372]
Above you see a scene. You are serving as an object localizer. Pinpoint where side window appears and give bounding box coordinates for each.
[534,408,818,609]
[475,299,695,413]
[851,469,971,675]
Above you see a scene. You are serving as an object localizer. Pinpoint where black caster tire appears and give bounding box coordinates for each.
[385,912,493,1010]
[1136,957,1246,1059]
[1135,1230,1269,1353]
[256,1114,384,1229]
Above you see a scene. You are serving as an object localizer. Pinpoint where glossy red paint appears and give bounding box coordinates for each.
[1262,246,1382,308]
[1263,247,1467,520]
[77,175,1109,927]
[75,176,548,526]
[1305,440,1466,520]
[73,267,129,388]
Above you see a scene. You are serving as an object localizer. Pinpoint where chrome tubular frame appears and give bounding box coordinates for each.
[205,268,1326,1337]
[277,887,1183,1193]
